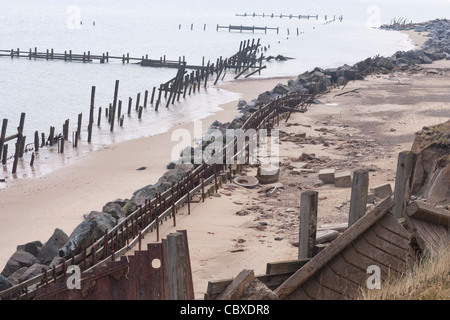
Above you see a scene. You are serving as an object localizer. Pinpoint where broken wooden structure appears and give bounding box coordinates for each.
[0,91,308,300]
[405,201,450,255]
[206,197,416,300]
[19,230,193,300]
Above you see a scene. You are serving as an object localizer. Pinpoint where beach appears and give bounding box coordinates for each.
[1,26,450,299]
[0,76,292,267]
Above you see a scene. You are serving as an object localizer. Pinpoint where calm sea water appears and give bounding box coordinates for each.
[0,0,448,183]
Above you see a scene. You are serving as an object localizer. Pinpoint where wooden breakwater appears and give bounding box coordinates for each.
[0,91,313,300]
[234,13,344,21]
[0,38,267,176]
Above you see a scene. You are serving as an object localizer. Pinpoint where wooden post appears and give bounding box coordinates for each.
[64,119,69,140]
[60,137,64,154]
[151,87,156,104]
[2,144,8,165]
[128,97,132,115]
[172,181,176,226]
[0,119,8,160]
[392,151,418,218]
[49,126,55,146]
[34,131,39,152]
[348,169,369,226]
[135,92,141,111]
[30,152,35,166]
[97,107,102,127]
[77,113,82,140]
[110,80,119,132]
[298,191,318,259]
[88,86,95,143]
[166,232,194,300]
[144,90,148,108]
[117,100,122,122]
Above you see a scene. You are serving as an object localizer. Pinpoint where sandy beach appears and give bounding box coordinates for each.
[0,76,291,268]
[1,27,449,300]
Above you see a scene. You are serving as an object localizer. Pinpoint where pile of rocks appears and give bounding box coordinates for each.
[0,161,196,291]
[235,19,450,118]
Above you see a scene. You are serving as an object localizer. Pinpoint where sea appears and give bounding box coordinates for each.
[0,0,449,185]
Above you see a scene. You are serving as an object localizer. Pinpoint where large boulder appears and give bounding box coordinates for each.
[272,83,290,95]
[37,228,69,265]
[21,263,50,281]
[59,213,116,258]
[125,163,194,213]
[411,120,450,204]
[1,251,38,278]
[102,201,126,220]
[7,267,27,285]
[17,241,43,258]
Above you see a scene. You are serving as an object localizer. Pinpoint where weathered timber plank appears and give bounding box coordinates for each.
[406,216,450,253]
[306,275,346,300]
[314,264,360,298]
[340,244,392,280]
[274,197,393,299]
[364,227,413,261]
[371,221,413,251]
[215,269,255,300]
[265,259,310,275]
[376,213,412,241]
[406,201,450,228]
[353,234,407,275]
[328,254,369,285]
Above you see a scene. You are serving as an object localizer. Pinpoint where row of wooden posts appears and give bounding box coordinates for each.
[0,90,308,300]
[0,39,267,176]
[235,13,344,21]
[298,150,418,260]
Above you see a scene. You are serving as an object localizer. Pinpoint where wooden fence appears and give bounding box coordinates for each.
[0,91,312,300]
[0,38,267,176]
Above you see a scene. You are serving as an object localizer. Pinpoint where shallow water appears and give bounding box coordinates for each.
[1,0,448,186]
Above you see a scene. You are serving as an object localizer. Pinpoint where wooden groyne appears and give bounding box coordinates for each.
[217,24,279,34]
[0,38,268,176]
[235,13,344,21]
[0,92,313,300]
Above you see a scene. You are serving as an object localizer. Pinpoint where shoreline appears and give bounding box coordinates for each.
[0,76,293,267]
[1,22,445,285]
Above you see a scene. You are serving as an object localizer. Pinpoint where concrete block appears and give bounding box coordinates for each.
[334,171,352,187]
[370,183,393,199]
[318,169,335,184]
[257,165,280,184]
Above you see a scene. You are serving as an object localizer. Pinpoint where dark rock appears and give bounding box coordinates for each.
[236,100,247,110]
[37,228,69,265]
[59,213,116,258]
[272,83,290,95]
[48,256,64,269]
[1,250,38,278]
[256,91,273,105]
[22,263,50,281]
[102,201,126,220]
[6,267,27,285]
[17,241,43,258]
